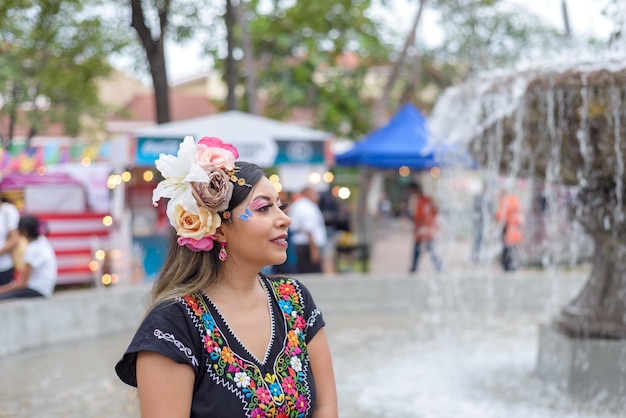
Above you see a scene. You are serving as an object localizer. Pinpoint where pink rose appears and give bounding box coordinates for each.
[177,236,216,252]
[198,137,240,159]
[195,145,236,171]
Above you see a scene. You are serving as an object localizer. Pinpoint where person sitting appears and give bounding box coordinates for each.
[0,196,21,286]
[0,215,57,301]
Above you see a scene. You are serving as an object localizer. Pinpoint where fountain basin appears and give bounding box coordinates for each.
[430,59,626,338]
[537,324,626,400]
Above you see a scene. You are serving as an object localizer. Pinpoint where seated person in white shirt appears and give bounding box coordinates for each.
[0,214,57,301]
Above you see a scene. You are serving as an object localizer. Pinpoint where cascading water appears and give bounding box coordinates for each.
[429,59,626,339]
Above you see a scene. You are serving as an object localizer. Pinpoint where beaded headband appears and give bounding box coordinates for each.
[152,136,250,252]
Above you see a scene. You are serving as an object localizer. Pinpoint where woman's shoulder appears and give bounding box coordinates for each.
[143,295,199,324]
[134,295,208,343]
[1,201,19,212]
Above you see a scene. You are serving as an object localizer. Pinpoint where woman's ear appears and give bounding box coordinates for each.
[214,225,227,242]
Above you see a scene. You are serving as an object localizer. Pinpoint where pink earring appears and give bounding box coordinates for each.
[218,241,228,262]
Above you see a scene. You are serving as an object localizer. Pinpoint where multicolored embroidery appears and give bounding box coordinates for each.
[183,278,311,417]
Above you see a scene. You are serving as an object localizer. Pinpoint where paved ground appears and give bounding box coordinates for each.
[350,216,505,278]
[1,224,612,417]
[1,311,624,418]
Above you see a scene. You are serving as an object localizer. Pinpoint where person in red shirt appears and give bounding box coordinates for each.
[495,190,524,271]
[409,182,442,273]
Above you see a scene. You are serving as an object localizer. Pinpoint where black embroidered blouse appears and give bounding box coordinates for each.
[115,276,325,417]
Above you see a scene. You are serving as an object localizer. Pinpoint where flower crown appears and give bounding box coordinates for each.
[152,136,249,252]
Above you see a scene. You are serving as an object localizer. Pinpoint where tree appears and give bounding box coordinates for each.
[0,0,126,148]
[224,0,238,110]
[430,0,563,77]
[125,0,220,123]
[373,0,427,127]
[235,0,258,114]
[235,0,394,138]
[128,0,173,124]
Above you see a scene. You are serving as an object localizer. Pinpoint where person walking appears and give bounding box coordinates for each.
[0,214,57,300]
[288,186,327,274]
[470,183,492,264]
[496,189,524,271]
[0,196,21,286]
[409,182,442,273]
[115,136,338,417]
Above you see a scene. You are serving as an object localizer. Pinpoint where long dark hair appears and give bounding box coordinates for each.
[148,162,265,310]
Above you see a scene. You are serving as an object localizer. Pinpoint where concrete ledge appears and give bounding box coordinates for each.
[536,324,626,399]
[0,273,587,359]
[302,273,587,316]
[0,284,151,358]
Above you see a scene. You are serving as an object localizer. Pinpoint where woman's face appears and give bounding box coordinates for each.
[222,177,291,268]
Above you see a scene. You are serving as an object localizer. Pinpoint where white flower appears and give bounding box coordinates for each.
[290,356,302,372]
[152,136,211,225]
[234,372,251,388]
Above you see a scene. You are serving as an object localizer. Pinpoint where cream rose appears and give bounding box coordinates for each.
[191,168,234,212]
[173,204,222,239]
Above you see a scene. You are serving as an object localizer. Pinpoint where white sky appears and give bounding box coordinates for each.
[164,0,614,82]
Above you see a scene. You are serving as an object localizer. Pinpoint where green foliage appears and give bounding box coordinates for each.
[0,0,128,145]
[213,0,395,139]
[316,66,372,137]
[115,0,570,141]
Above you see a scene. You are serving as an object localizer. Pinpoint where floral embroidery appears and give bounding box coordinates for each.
[183,278,312,417]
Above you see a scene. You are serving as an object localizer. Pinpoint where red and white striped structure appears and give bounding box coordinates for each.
[37,213,112,286]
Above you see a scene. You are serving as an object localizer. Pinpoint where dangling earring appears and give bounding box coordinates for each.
[218,241,228,262]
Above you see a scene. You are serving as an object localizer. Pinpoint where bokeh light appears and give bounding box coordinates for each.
[337,187,351,199]
[309,171,321,184]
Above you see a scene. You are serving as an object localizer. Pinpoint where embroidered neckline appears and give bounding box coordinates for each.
[201,276,276,365]
[183,277,313,417]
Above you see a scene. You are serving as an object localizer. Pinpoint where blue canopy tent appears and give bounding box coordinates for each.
[335,103,435,169]
[335,103,471,169]
[333,104,475,269]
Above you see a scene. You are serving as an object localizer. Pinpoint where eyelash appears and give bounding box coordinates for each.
[257,202,289,213]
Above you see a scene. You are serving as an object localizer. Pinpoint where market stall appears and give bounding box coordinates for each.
[0,165,113,287]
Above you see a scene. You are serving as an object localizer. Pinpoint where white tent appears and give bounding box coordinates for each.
[133,110,331,168]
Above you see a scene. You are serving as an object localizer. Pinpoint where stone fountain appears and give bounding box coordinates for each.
[429,59,626,398]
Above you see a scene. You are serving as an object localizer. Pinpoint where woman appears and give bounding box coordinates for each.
[0,197,21,286]
[0,214,57,300]
[116,136,338,417]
